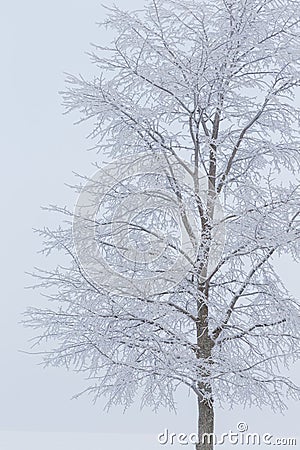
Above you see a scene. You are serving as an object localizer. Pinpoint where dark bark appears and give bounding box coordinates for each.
[196,300,215,450]
[196,397,215,450]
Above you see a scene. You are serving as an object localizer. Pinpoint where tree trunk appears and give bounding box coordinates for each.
[196,296,215,450]
[195,202,215,449]
[196,397,214,450]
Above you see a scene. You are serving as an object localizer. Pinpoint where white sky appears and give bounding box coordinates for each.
[1,1,299,449]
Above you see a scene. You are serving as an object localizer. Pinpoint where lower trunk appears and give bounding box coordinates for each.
[196,397,214,450]
[196,258,215,450]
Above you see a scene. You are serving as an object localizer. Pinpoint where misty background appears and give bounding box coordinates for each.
[1,1,299,448]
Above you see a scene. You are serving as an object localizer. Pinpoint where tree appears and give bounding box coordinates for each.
[25,1,300,449]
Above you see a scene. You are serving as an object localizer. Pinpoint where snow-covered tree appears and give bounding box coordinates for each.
[25,1,300,449]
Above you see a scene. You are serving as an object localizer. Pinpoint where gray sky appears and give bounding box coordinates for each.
[1,1,299,449]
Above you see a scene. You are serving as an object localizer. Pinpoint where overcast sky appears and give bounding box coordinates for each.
[1,1,299,449]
